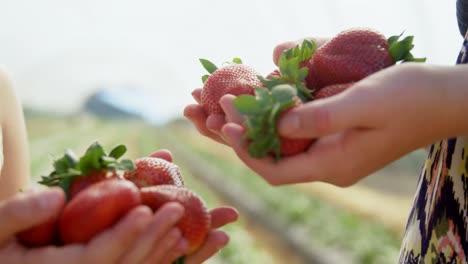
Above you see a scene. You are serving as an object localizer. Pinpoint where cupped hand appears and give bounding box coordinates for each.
[149,150,240,264]
[220,62,446,186]
[0,188,188,264]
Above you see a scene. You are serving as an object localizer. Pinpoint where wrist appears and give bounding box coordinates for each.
[425,64,468,137]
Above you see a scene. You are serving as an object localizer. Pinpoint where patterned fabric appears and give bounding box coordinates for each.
[457,0,468,37]
[398,34,468,263]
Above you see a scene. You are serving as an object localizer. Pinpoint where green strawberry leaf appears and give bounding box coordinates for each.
[201,75,209,84]
[109,144,127,159]
[233,95,262,115]
[38,142,134,197]
[232,58,243,64]
[199,59,218,74]
[118,159,136,171]
[234,84,296,160]
[388,33,426,63]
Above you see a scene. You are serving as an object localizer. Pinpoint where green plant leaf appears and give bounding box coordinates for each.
[202,75,209,84]
[233,95,262,115]
[199,59,218,74]
[232,58,243,64]
[109,144,127,159]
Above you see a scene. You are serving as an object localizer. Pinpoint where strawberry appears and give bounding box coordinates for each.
[39,143,135,200]
[59,179,141,244]
[69,171,119,199]
[262,40,317,101]
[141,185,211,254]
[234,84,313,159]
[312,28,425,86]
[123,157,184,188]
[199,58,263,115]
[315,83,354,99]
[16,217,59,247]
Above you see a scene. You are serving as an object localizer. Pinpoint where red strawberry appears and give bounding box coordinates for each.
[301,60,324,91]
[60,179,141,244]
[315,83,354,99]
[278,97,314,156]
[200,58,263,115]
[141,185,211,254]
[69,171,119,199]
[16,217,59,247]
[312,28,425,86]
[123,157,184,188]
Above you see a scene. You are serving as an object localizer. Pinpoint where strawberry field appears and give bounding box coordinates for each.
[26,113,418,264]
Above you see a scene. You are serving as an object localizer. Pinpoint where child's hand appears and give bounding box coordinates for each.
[220,62,454,186]
[0,188,187,264]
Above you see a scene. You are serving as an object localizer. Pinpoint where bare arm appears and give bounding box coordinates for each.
[0,67,29,200]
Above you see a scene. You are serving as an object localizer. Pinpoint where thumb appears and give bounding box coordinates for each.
[278,91,369,138]
[0,188,65,244]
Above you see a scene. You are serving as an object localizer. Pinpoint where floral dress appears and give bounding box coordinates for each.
[398,31,468,263]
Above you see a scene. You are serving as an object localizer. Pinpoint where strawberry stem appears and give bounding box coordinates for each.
[38,142,135,199]
[233,84,297,160]
[388,33,426,63]
[270,39,316,101]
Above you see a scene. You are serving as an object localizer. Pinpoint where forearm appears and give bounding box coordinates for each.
[428,63,468,137]
[0,68,30,200]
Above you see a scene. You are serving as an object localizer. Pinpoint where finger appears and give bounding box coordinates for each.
[206,114,226,134]
[221,123,320,185]
[0,188,65,245]
[273,37,330,65]
[120,203,184,264]
[224,122,394,186]
[209,207,239,228]
[192,89,202,104]
[184,104,227,145]
[22,244,85,264]
[278,88,372,139]
[149,149,173,162]
[86,206,153,263]
[219,95,243,124]
[185,230,229,264]
[144,231,187,264]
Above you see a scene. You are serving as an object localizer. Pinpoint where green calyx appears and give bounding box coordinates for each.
[388,33,426,63]
[199,58,243,84]
[233,84,297,160]
[265,39,317,101]
[38,142,135,197]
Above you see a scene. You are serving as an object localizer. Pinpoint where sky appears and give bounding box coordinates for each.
[0,0,463,123]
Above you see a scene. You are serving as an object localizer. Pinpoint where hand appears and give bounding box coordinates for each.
[149,150,239,264]
[0,187,191,264]
[219,41,452,186]
[183,89,229,145]
[183,37,331,147]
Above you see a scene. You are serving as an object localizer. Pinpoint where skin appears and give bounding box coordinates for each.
[184,37,468,187]
[0,68,238,263]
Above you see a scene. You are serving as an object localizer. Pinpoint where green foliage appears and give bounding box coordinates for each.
[38,142,135,198]
[388,33,426,63]
[234,85,297,159]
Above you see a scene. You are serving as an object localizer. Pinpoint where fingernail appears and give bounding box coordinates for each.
[279,114,300,133]
[38,189,62,210]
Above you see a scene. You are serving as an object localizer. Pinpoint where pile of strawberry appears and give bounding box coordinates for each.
[16,142,210,263]
[198,28,425,159]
